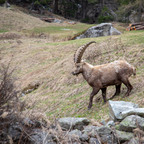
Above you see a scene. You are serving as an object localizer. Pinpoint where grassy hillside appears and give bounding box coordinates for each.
[0,6,144,122]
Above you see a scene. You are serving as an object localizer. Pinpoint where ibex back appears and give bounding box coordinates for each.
[72,41,136,110]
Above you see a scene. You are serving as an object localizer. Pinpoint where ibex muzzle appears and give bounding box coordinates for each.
[72,41,136,110]
[72,63,84,76]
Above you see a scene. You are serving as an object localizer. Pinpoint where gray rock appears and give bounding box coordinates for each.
[120,108,144,119]
[108,100,140,121]
[30,129,56,144]
[76,23,121,39]
[83,125,116,143]
[69,129,89,142]
[106,120,115,127]
[89,137,100,144]
[119,115,144,132]
[80,133,89,142]
[127,138,139,144]
[110,27,121,35]
[83,125,98,137]
[8,123,22,141]
[53,19,62,23]
[58,117,90,130]
[97,126,112,136]
[101,120,106,126]
[68,129,82,138]
[96,126,114,144]
[115,130,134,142]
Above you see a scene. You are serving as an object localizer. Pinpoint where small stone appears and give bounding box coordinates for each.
[89,138,100,144]
[58,117,90,130]
[80,133,89,142]
[96,126,113,144]
[68,129,82,138]
[83,125,98,137]
[106,120,115,127]
[115,130,134,142]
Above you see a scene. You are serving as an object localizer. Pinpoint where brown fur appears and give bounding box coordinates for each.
[72,60,136,109]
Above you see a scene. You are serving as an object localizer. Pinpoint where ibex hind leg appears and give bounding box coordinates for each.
[110,84,121,99]
[88,88,100,110]
[121,78,133,97]
[101,88,107,103]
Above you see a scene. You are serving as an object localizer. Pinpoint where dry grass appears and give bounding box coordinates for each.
[0,6,49,31]
[0,5,144,122]
[1,31,144,121]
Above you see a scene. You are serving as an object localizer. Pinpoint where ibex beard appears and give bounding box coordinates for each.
[72,41,136,110]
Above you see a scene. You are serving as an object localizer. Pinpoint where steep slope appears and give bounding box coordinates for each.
[0,6,144,122]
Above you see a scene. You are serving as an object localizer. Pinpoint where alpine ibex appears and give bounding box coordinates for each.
[72,41,136,110]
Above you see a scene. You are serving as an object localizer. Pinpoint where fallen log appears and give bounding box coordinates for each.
[136,26,144,30]
[126,22,144,31]
[131,22,144,26]
[40,17,55,23]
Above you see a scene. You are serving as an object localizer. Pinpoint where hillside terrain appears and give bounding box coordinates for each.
[0,5,144,123]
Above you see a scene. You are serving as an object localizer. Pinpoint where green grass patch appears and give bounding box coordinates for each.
[25,23,94,40]
[0,29,8,33]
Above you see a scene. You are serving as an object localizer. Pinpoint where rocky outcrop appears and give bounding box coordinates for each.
[76,23,121,39]
[1,101,144,144]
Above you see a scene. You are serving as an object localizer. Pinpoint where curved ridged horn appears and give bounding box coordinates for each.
[74,41,96,63]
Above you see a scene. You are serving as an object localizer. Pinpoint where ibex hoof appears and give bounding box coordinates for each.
[87,106,92,110]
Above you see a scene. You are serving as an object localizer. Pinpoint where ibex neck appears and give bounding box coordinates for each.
[82,63,93,81]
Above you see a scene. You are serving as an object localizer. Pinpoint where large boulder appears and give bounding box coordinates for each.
[58,117,90,130]
[108,100,144,121]
[76,23,121,39]
[118,115,144,132]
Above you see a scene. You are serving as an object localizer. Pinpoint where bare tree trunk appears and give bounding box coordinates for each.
[82,0,88,19]
[53,0,59,14]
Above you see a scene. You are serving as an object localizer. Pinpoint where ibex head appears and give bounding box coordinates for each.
[72,41,96,76]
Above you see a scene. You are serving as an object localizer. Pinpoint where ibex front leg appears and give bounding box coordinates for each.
[88,87,100,110]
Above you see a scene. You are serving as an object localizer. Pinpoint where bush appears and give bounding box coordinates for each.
[0,61,18,108]
[98,6,114,23]
[117,0,136,5]
[0,0,5,5]
[98,15,114,23]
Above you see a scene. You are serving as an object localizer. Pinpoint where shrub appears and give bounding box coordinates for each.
[98,15,114,23]
[98,6,114,23]
[0,0,5,4]
[0,61,18,107]
[117,0,136,5]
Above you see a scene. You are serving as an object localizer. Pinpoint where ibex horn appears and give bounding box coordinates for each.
[74,41,96,63]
